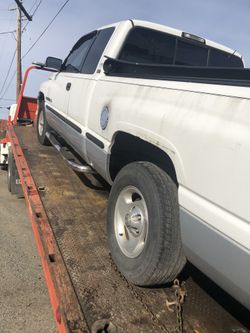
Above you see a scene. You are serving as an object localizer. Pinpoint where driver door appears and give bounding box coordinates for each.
[45,32,96,142]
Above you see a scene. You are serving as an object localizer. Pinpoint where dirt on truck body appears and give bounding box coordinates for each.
[14,124,249,333]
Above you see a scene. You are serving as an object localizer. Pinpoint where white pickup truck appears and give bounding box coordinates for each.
[36,19,250,309]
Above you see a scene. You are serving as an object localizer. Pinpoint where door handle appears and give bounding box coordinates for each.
[66,82,71,91]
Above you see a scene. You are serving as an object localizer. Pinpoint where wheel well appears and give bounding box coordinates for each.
[109,132,178,184]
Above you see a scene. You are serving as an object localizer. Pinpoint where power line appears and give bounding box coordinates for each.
[0,18,15,21]
[0,3,18,99]
[22,0,70,59]
[0,1,43,101]
[0,49,16,97]
[0,30,15,35]
[0,9,15,62]
[22,0,43,32]
[0,70,16,101]
[0,98,15,101]
[29,0,39,12]
[0,0,70,101]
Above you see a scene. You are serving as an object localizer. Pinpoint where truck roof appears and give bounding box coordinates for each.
[100,19,243,60]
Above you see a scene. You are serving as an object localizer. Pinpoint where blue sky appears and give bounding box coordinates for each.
[0,0,249,118]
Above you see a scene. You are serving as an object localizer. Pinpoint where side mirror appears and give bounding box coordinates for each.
[103,57,114,74]
[45,56,62,71]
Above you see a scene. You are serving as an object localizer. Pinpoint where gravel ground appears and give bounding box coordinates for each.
[0,169,57,333]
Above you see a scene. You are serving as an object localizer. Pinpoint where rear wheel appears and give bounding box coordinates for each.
[36,101,50,145]
[107,161,186,286]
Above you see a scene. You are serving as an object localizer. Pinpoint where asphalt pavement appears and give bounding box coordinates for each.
[0,169,56,333]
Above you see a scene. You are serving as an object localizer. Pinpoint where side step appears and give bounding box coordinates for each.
[46,132,95,174]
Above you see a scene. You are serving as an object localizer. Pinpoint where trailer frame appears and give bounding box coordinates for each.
[2,65,87,333]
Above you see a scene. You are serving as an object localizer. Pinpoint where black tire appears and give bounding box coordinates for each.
[7,150,23,198]
[36,100,50,145]
[107,161,186,286]
[7,150,14,193]
[0,130,7,170]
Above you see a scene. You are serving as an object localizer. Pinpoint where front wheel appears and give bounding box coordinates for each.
[36,101,50,145]
[107,161,186,286]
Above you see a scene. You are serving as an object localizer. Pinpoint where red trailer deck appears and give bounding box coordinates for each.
[1,65,249,333]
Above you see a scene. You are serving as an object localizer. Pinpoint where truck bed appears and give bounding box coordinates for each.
[15,124,249,333]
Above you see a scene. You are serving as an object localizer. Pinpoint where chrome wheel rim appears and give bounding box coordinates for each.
[114,186,148,258]
[38,111,44,136]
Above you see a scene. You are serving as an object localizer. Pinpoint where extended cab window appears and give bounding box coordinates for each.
[82,27,115,74]
[62,31,96,73]
[209,49,243,68]
[119,27,176,65]
[175,40,208,66]
[119,26,244,69]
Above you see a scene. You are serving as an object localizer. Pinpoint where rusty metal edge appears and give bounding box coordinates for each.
[7,123,89,333]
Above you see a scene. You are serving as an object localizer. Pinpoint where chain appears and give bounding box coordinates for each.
[166,279,187,333]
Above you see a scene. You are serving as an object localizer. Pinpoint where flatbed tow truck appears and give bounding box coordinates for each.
[0,64,249,333]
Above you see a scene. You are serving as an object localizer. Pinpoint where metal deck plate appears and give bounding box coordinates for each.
[15,126,250,333]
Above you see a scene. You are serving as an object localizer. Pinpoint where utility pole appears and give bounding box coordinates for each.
[14,0,32,102]
[16,5,22,101]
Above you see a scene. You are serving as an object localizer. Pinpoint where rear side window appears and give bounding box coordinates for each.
[82,27,115,74]
[209,49,243,68]
[119,27,176,65]
[62,32,96,73]
[119,26,244,68]
[175,40,208,66]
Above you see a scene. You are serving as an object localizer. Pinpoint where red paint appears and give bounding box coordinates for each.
[17,96,37,121]
[1,138,9,144]
[56,307,62,324]
[5,65,85,333]
[13,65,56,124]
[8,124,69,333]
